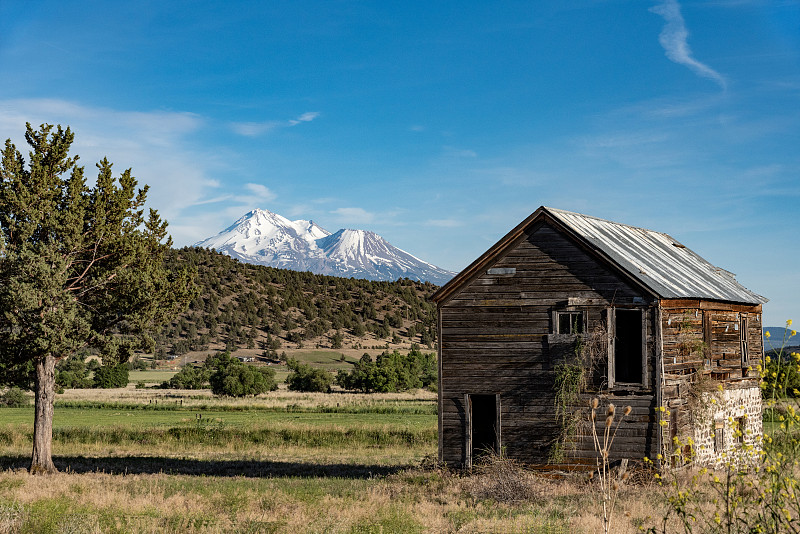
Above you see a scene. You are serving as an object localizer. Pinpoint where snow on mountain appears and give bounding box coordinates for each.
[194,208,456,285]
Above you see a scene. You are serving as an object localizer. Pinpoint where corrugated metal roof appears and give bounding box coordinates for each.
[546,207,767,304]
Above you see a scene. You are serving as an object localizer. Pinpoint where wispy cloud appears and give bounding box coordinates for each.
[650,0,727,90]
[230,121,281,136]
[231,111,320,137]
[288,111,320,125]
[0,98,219,245]
[245,182,276,201]
[330,207,375,225]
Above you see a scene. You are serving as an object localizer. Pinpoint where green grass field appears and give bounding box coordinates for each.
[0,405,435,431]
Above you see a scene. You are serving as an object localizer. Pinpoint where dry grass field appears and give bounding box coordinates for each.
[1,385,671,533]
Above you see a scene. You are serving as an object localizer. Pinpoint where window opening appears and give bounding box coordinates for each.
[556,311,584,335]
[714,422,725,453]
[740,316,749,367]
[736,416,747,444]
[614,309,643,383]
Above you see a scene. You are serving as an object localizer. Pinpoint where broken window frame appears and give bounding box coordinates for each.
[553,310,586,335]
[714,421,725,453]
[740,315,749,369]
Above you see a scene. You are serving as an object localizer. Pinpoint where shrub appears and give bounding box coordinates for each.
[286,360,333,393]
[56,354,93,389]
[205,351,277,397]
[92,364,129,388]
[1,387,29,407]
[130,357,149,371]
[166,364,210,390]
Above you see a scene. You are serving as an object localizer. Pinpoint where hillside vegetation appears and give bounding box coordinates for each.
[152,247,440,361]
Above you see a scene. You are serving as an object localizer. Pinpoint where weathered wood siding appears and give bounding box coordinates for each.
[438,221,659,467]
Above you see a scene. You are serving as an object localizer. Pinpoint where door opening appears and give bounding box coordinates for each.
[468,394,499,465]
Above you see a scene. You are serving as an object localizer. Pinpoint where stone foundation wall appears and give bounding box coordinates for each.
[691,385,762,466]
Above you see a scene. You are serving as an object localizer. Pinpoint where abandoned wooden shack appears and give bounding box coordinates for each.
[431,206,766,469]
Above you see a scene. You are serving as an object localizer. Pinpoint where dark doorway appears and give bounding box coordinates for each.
[615,309,643,383]
[469,394,498,461]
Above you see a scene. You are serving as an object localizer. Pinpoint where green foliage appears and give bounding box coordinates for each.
[205,352,278,397]
[55,354,93,389]
[167,364,210,390]
[92,364,129,389]
[0,123,196,470]
[0,124,196,370]
[549,363,584,464]
[336,349,436,393]
[761,350,800,398]
[129,357,149,371]
[286,359,334,393]
[1,387,29,407]
[330,330,344,349]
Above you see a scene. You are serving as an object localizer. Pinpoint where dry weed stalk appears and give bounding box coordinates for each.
[590,398,632,534]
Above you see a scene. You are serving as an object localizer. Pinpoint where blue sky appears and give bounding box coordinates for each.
[1,0,798,327]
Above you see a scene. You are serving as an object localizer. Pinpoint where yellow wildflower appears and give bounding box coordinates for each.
[766,331,771,338]
[788,319,793,327]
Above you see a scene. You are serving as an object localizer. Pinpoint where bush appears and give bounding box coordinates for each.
[92,364,129,388]
[205,352,278,397]
[1,387,29,407]
[130,357,149,371]
[286,359,333,392]
[166,364,209,390]
[56,354,93,389]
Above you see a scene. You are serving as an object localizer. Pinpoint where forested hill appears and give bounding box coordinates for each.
[155,247,440,358]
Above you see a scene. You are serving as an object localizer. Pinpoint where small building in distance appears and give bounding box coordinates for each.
[431,206,766,469]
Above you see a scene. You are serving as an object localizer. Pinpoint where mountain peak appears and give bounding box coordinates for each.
[195,208,455,284]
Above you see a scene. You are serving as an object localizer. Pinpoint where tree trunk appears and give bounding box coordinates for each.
[30,353,57,474]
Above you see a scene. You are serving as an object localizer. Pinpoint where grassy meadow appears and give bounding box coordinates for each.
[1,381,670,534]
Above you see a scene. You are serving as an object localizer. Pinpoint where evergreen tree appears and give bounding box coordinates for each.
[0,124,195,473]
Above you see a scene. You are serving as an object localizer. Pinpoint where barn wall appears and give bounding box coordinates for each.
[438,221,659,467]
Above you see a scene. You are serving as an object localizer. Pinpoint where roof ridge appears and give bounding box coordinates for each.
[544,206,678,241]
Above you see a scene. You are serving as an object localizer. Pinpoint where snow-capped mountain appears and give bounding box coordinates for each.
[194,208,456,285]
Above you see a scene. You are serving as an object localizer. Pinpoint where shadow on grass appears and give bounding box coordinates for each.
[0,454,408,478]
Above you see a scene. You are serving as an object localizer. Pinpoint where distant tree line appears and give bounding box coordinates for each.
[336,348,437,393]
